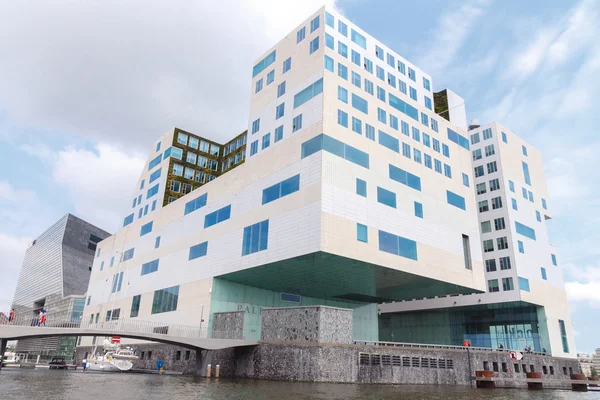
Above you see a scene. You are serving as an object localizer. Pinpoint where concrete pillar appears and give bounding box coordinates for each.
[194,349,214,377]
[0,339,7,372]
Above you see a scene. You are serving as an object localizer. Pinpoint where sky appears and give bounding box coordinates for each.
[0,0,598,353]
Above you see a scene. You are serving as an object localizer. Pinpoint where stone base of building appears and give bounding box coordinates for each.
[75,342,580,386]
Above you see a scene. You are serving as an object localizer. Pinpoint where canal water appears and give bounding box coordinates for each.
[0,370,598,399]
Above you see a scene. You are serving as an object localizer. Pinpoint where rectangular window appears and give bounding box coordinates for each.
[377,186,396,208]
[500,256,511,270]
[377,86,386,101]
[363,58,373,73]
[414,201,423,218]
[324,55,334,71]
[155,236,161,249]
[292,115,303,132]
[515,221,536,240]
[487,161,497,174]
[541,267,547,280]
[502,277,514,291]
[309,37,319,54]
[491,196,502,210]
[293,78,323,109]
[262,133,271,150]
[357,223,368,243]
[275,125,283,142]
[338,85,348,103]
[497,237,508,250]
[378,230,417,260]
[482,128,493,140]
[387,72,396,88]
[364,78,374,95]
[502,132,508,143]
[337,109,348,127]
[130,295,141,318]
[141,259,159,276]
[262,174,300,205]
[494,217,506,230]
[434,159,442,174]
[536,210,541,222]
[123,213,134,227]
[409,87,417,100]
[542,198,547,210]
[432,137,439,151]
[421,112,429,126]
[481,221,491,233]
[352,71,361,88]
[413,149,422,164]
[389,164,421,191]
[408,67,416,81]
[512,198,518,210]
[518,240,525,253]
[301,134,369,169]
[266,69,275,85]
[122,248,135,262]
[338,62,348,80]
[189,241,208,260]
[204,205,231,228]
[462,173,470,187]
[252,50,276,78]
[242,220,269,256]
[377,107,387,124]
[522,187,528,199]
[376,65,384,81]
[325,33,334,50]
[471,133,480,144]
[146,184,159,199]
[184,193,207,215]
[390,115,398,130]
[351,93,368,114]
[519,277,530,292]
[442,144,450,157]
[338,41,348,58]
[485,144,495,156]
[462,235,472,270]
[338,20,347,36]
[356,178,367,197]
[352,117,362,134]
[447,190,466,210]
[140,221,153,237]
[559,320,569,353]
[522,145,528,156]
[276,81,286,98]
[551,254,557,266]
[151,285,179,314]
[310,15,320,32]
[252,118,260,134]
[472,149,482,160]
[485,259,496,272]
[479,200,489,212]
[365,124,375,141]
[275,103,285,119]
[476,182,486,195]
[351,29,366,48]
[351,50,360,66]
[443,164,452,179]
[402,142,410,158]
[325,11,334,27]
[509,180,515,192]
[375,45,384,60]
[423,77,431,91]
[297,27,306,43]
[522,162,531,185]
[283,57,292,73]
[412,127,420,142]
[424,97,432,110]
[528,190,534,202]
[488,279,499,292]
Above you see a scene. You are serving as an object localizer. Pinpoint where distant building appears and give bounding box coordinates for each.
[11,213,109,358]
[593,349,600,375]
[579,353,593,377]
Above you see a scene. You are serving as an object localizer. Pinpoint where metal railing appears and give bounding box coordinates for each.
[352,339,549,356]
[1,312,244,341]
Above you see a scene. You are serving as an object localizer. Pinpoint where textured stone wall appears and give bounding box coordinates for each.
[261,306,352,344]
[212,311,245,339]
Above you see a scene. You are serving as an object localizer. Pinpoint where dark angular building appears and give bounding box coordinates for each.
[11,213,109,357]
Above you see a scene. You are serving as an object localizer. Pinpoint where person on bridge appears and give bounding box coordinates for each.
[9,308,15,324]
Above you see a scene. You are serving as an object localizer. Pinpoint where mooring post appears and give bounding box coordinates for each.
[215,364,220,378]
[0,339,7,372]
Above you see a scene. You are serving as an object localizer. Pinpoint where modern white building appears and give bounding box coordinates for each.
[79,5,573,359]
[379,122,576,358]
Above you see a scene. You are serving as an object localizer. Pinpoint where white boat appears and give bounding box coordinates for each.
[83,340,138,372]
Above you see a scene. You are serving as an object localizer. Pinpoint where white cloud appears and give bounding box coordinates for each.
[52,144,146,233]
[415,0,491,80]
[566,281,600,308]
[0,0,337,152]
[0,234,30,312]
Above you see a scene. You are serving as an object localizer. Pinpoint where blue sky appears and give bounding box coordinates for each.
[0,0,598,353]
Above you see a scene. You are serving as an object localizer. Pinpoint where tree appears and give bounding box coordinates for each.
[591,366,598,379]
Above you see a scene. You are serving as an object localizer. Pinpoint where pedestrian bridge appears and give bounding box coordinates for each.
[0,316,258,352]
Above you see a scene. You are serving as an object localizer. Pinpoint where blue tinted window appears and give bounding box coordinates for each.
[325,12,334,27]
[352,71,361,88]
[149,168,162,184]
[389,93,418,121]
[536,210,541,222]
[376,66,384,81]
[377,186,396,208]
[378,130,399,153]
[365,124,375,141]
[444,163,452,179]
[541,267,547,280]
[431,119,438,132]
[351,94,368,114]
[509,180,515,192]
[447,128,470,150]
[410,87,417,100]
[338,62,348,80]
[424,154,432,169]
[252,118,260,134]
[338,41,348,58]
[364,79,374,95]
[140,221,153,237]
[522,162,531,185]
[148,154,162,171]
[276,103,285,119]
[156,141,161,152]
[515,221,536,240]
[325,33,334,50]
[122,248,135,262]
[412,127,420,142]
[551,254,557,266]
[296,27,306,43]
[266,70,275,85]
[378,230,418,260]
[351,50,360,66]
[518,277,530,292]
[277,81,286,97]
[357,223,368,243]
[262,175,300,205]
[293,115,302,132]
[293,78,323,108]
[502,132,507,143]
[309,37,319,54]
[242,220,269,256]
[423,77,430,91]
[275,125,283,142]
[402,142,410,158]
[310,15,320,32]
[512,198,518,210]
[146,184,159,199]
[414,202,423,218]
[356,178,367,197]
[283,57,291,73]
[377,107,387,124]
[338,20,347,36]
[413,149,421,164]
[151,285,179,314]
[189,242,208,260]
[446,191,466,210]
[442,144,450,157]
[184,193,208,215]
[123,213,134,227]
[262,133,271,149]
[338,109,348,127]
[421,112,429,126]
[301,134,369,169]
[155,236,161,249]
[364,58,373,73]
[390,115,398,130]
[255,78,263,93]
[351,29,366,48]
[338,85,348,103]
[141,259,159,276]
[352,117,362,134]
[462,173,469,187]
[324,55,334,71]
[204,205,231,228]
[542,198,547,210]
[518,240,525,253]
[252,50,276,78]
[522,145,528,156]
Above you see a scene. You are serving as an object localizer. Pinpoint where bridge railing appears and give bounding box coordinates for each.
[0,312,243,340]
